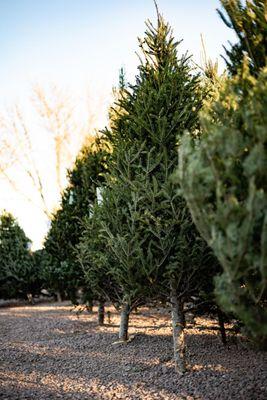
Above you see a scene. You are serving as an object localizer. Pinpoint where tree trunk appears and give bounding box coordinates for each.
[27,293,34,304]
[119,301,131,341]
[170,283,186,374]
[98,300,105,325]
[56,291,63,302]
[218,309,227,345]
[86,299,93,313]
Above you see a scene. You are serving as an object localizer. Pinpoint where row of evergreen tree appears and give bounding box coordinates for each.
[0,0,266,373]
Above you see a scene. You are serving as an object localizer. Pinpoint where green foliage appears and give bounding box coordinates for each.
[77,205,122,305]
[218,0,267,75]
[177,1,267,346]
[97,14,217,308]
[178,62,267,346]
[0,211,39,299]
[43,138,108,302]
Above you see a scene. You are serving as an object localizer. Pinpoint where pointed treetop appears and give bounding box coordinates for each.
[217,0,267,75]
[137,8,182,74]
[153,0,160,25]
[119,67,126,90]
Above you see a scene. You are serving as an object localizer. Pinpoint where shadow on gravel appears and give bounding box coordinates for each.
[0,376,104,400]
[0,305,266,400]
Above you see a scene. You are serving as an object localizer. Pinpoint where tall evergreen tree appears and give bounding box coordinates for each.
[99,12,217,372]
[177,1,267,347]
[43,138,108,303]
[0,211,38,299]
[77,202,122,318]
[218,0,267,75]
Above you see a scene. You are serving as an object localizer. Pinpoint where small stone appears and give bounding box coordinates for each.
[161,365,168,374]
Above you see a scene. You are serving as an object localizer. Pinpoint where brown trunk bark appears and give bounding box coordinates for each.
[56,291,63,302]
[119,301,131,341]
[98,300,105,325]
[86,299,93,313]
[27,294,34,304]
[218,309,227,345]
[170,282,186,374]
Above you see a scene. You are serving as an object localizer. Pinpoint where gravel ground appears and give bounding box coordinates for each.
[0,302,266,400]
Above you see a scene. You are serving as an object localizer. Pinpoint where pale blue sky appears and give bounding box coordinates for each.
[0,0,236,103]
[0,0,236,248]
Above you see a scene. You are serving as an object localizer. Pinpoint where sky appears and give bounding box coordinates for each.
[0,0,236,249]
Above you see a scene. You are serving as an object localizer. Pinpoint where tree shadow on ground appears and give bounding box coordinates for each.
[0,305,266,400]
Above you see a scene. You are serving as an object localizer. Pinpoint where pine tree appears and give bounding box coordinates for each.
[43,138,108,303]
[177,2,267,347]
[218,0,267,75]
[77,202,122,321]
[0,211,37,299]
[99,12,217,372]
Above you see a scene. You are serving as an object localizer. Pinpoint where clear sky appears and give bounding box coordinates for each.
[0,0,236,102]
[0,0,236,248]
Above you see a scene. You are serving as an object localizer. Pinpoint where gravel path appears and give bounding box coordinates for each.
[0,302,266,400]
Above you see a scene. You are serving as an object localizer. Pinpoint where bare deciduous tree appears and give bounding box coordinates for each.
[0,84,95,218]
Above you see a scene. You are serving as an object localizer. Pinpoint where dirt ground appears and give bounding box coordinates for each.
[0,302,266,400]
